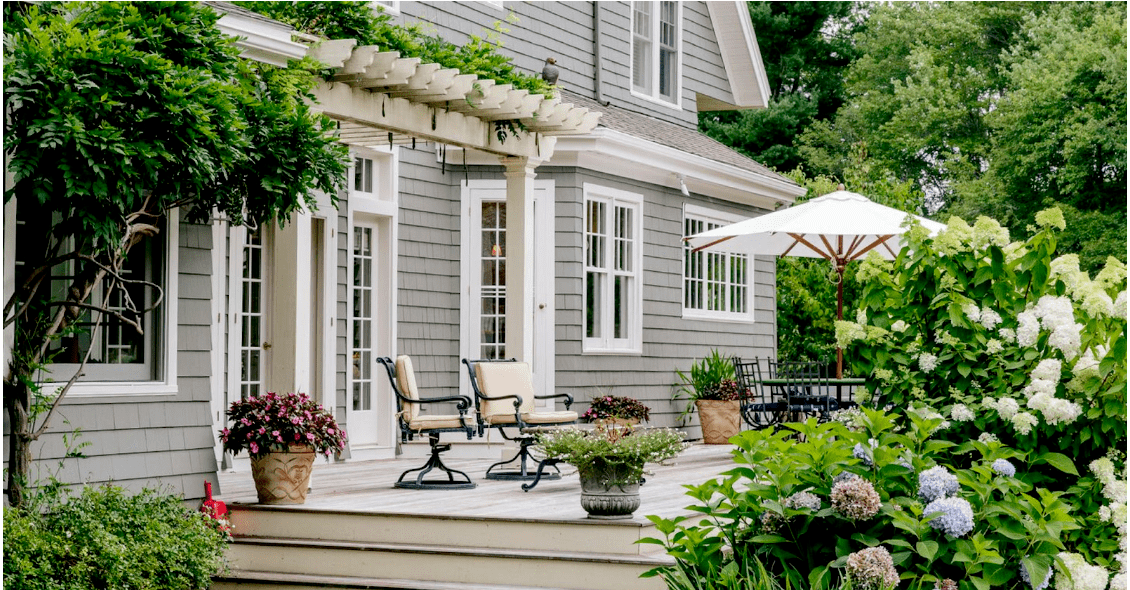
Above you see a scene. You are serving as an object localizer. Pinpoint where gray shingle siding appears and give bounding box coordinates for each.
[395,1,738,129]
[4,221,219,501]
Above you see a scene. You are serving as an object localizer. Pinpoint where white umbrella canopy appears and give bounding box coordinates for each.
[684,190,946,261]
[684,190,945,377]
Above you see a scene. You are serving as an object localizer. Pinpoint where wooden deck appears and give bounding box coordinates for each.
[215,443,736,522]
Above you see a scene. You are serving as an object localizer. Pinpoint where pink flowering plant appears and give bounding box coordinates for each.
[219,392,347,458]
[582,395,651,422]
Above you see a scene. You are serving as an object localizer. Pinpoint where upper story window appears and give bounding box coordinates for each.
[371,1,400,14]
[583,184,643,354]
[632,1,681,106]
[354,156,375,194]
[683,205,753,322]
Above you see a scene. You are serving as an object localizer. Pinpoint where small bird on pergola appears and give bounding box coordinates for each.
[541,57,559,85]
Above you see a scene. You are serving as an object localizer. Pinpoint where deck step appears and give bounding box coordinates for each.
[228,505,663,557]
[226,536,671,590]
[213,570,575,590]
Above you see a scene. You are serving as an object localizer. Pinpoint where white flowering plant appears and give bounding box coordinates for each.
[643,409,1102,590]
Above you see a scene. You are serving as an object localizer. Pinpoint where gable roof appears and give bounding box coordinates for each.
[701,1,771,110]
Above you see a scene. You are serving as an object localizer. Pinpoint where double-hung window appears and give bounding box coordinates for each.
[683,205,753,321]
[631,1,681,106]
[583,184,643,353]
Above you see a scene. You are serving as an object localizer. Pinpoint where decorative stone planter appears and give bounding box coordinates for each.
[696,399,740,444]
[250,444,315,505]
[579,464,641,520]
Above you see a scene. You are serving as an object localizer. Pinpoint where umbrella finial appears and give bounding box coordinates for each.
[837,183,845,191]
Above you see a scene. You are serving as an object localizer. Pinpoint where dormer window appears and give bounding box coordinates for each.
[631,1,681,106]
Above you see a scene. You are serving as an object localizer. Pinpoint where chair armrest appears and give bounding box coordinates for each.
[411,394,474,413]
[476,392,524,411]
[534,392,573,410]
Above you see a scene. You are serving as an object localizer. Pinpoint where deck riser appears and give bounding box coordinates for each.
[229,508,661,556]
[227,543,666,590]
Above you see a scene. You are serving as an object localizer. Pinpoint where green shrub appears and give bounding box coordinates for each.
[644,411,1091,590]
[3,485,228,590]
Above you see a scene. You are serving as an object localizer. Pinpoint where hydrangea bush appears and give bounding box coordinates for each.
[643,410,1099,590]
[829,208,1126,585]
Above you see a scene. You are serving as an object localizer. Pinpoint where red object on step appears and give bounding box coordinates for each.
[201,481,228,519]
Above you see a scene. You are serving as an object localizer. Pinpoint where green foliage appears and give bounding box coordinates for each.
[583,394,651,422]
[839,210,1126,467]
[3,0,349,506]
[644,411,1086,590]
[799,2,1126,271]
[237,1,554,97]
[699,2,857,172]
[3,485,228,590]
[535,426,686,486]
[674,349,740,417]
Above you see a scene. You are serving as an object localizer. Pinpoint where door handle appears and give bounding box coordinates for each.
[262,342,272,350]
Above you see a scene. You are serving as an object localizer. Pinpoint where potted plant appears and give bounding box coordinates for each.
[219,392,347,505]
[535,425,686,519]
[582,394,651,428]
[674,349,745,444]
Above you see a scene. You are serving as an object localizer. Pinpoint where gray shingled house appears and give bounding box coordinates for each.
[3,1,804,500]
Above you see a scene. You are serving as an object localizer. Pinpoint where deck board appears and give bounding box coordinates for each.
[216,443,737,522]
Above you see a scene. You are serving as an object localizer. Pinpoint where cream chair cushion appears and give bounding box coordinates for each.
[475,361,536,420]
[407,415,468,431]
[395,355,420,422]
[474,362,577,425]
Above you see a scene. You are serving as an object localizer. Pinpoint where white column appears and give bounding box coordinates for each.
[501,157,541,363]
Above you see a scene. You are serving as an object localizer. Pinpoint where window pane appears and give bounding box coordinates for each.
[586,271,602,338]
[614,275,628,339]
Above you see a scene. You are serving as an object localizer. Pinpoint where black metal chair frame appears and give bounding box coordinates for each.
[733,357,786,430]
[768,359,839,421]
[377,357,477,490]
[462,358,575,481]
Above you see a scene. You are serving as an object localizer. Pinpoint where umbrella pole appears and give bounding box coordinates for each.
[836,262,845,379]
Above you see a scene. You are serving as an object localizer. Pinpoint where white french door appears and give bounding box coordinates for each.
[349,222,380,446]
[461,180,555,405]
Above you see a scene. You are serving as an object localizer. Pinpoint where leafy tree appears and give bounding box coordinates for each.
[3,1,350,506]
[800,1,1125,271]
[699,1,857,172]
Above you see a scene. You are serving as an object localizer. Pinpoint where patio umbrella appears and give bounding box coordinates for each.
[684,189,946,378]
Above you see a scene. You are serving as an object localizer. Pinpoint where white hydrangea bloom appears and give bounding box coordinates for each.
[951,404,975,422]
[995,397,1020,420]
[856,309,868,324]
[1033,359,1064,382]
[891,320,908,333]
[1096,257,1127,289]
[977,432,999,444]
[972,216,1010,250]
[1035,296,1077,332]
[1056,552,1110,590]
[999,327,1017,343]
[1076,281,1115,318]
[1114,291,1127,320]
[1018,310,1041,347]
[835,321,867,349]
[918,353,939,373]
[963,303,982,324]
[1011,412,1038,435]
[1023,379,1057,399]
[980,308,1003,330]
[1048,323,1083,360]
[1037,396,1082,426]
[986,339,1004,354]
[1110,573,1125,590]
[1050,255,1084,295]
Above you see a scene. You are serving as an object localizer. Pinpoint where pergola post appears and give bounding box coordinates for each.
[501,157,541,363]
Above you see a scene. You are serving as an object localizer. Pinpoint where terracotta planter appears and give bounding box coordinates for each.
[250,444,315,505]
[696,399,740,444]
[578,462,641,520]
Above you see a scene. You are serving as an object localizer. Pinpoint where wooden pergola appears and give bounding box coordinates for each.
[308,39,603,362]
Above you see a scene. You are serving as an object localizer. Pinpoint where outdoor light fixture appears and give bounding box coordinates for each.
[676,174,690,197]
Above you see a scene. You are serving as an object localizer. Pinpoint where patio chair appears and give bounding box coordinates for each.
[768,359,839,420]
[377,356,477,490]
[732,357,786,429]
[462,358,577,480]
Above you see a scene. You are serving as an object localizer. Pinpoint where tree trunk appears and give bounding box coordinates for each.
[5,377,33,507]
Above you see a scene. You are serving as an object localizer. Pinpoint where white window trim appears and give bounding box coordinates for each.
[41,209,180,397]
[582,183,644,355]
[682,203,755,323]
[370,0,400,15]
[629,1,684,110]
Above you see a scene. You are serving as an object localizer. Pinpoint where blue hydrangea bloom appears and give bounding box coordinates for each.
[1019,557,1052,590]
[991,458,1016,477]
[853,443,874,467]
[918,465,959,502]
[923,496,974,538]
